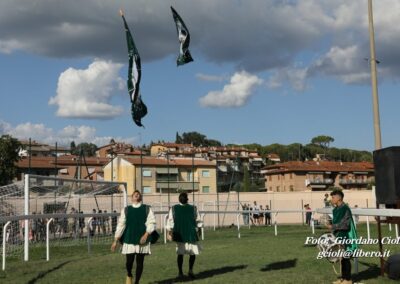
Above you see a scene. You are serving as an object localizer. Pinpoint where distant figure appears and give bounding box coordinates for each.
[241,203,249,225]
[353,205,359,224]
[304,204,312,226]
[253,201,260,225]
[324,193,331,207]
[111,210,118,234]
[265,205,272,226]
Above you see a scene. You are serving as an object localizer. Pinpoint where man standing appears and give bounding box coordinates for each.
[327,189,358,284]
[166,192,202,279]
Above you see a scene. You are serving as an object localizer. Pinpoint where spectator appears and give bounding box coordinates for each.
[265,205,272,226]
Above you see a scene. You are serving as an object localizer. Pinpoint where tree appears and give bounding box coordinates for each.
[175,132,182,144]
[179,131,222,147]
[0,135,22,185]
[311,135,334,149]
[72,143,98,157]
[70,141,76,154]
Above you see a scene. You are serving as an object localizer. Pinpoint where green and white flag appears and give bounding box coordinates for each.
[120,10,147,127]
[171,6,193,66]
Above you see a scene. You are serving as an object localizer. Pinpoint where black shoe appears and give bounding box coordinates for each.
[188,270,195,279]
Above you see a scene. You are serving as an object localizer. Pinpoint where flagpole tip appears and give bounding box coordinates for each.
[119,9,124,17]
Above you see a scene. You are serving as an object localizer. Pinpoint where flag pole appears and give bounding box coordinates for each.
[367,0,384,276]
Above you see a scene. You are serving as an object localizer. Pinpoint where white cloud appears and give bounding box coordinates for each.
[195,73,225,82]
[1,120,138,146]
[309,45,370,84]
[49,59,124,119]
[267,66,308,92]
[199,71,263,108]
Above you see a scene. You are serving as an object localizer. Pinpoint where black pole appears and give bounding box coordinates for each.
[192,151,195,204]
[167,151,170,208]
[55,142,58,178]
[28,138,31,175]
[140,147,143,200]
[111,151,114,182]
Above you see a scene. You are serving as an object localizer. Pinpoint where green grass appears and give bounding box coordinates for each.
[0,224,398,283]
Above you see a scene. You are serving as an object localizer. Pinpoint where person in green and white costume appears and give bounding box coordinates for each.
[166,192,203,279]
[111,190,156,284]
[327,189,358,284]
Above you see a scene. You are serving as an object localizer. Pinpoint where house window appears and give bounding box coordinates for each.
[142,169,152,177]
[276,186,280,192]
[269,176,272,181]
[290,185,294,192]
[290,173,293,179]
[202,170,210,178]
[143,186,151,194]
[202,186,210,193]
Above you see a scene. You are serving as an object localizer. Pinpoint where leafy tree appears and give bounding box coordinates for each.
[311,135,334,149]
[72,143,98,157]
[0,135,22,185]
[180,131,222,147]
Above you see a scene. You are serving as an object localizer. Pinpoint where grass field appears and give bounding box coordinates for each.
[0,224,399,283]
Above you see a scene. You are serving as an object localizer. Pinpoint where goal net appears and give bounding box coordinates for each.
[1,175,127,259]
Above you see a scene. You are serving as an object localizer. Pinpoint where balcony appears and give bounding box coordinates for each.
[308,178,334,185]
[339,179,368,185]
[156,181,199,191]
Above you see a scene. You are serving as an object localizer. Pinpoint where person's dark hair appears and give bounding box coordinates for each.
[179,192,188,204]
[330,189,344,199]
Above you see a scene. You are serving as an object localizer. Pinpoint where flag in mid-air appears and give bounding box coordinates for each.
[120,10,147,127]
[170,6,193,66]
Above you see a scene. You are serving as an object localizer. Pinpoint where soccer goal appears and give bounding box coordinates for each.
[1,174,127,265]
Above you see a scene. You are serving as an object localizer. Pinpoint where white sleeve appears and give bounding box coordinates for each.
[196,207,203,228]
[166,208,174,230]
[114,208,126,240]
[145,207,156,233]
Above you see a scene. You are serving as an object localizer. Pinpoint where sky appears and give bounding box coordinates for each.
[1,0,400,151]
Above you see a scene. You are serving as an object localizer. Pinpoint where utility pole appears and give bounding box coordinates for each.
[368,0,382,150]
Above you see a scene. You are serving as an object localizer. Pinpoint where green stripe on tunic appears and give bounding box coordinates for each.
[173,204,198,243]
[122,205,147,245]
[333,203,358,252]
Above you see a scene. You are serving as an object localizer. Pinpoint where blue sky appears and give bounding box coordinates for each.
[1,0,400,151]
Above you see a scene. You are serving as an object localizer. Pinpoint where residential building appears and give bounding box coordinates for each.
[262,160,374,192]
[19,140,70,157]
[103,156,217,195]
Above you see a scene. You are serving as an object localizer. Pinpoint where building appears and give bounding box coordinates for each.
[262,160,374,192]
[15,155,109,181]
[19,140,70,157]
[103,156,217,195]
[149,143,266,192]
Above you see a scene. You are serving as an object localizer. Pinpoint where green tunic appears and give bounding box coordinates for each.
[332,203,358,252]
[122,205,147,245]
[172,204,199,243]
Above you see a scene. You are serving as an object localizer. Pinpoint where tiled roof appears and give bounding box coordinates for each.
[17,155,109,169]
[122,157,215,167]
[263,161,374,174]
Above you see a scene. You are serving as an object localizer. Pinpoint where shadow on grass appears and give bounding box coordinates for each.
[27,261,72,284]
[260,259,297,272]
[152,265,247,283]
[352,260,381,282]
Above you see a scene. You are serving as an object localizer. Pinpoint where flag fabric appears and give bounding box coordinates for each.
[121,12,147,127]
[170,6,193,66]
